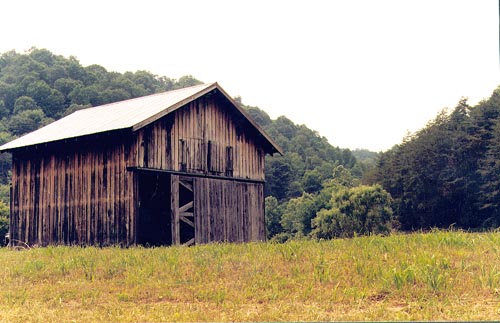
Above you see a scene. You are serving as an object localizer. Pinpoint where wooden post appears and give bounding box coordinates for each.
[171,175,179,245]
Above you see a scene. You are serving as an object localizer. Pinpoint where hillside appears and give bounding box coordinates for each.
[374,92,500,231]
[0,231,499,322]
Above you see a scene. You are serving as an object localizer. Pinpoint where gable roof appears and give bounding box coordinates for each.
[0,82,283,155]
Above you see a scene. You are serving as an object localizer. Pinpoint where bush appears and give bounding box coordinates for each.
[0,216,8,246]
[311,184,394,239]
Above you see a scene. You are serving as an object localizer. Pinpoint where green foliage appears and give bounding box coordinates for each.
[264,196,283,239]
[0,184,10,204]
[63,103,91,117]
[302,169,323,193]
[0,198,8,217]
[280,193,318,237]
[244,105,272,127]
[0,48,200,120]
[375,92,500,230]
[241,102,360,203]
[0,200,8,245]
[265,163,385,240]
[8,109,51,136]
[311,184,394,239]
[0,216,7,245]
[13,96,39,114]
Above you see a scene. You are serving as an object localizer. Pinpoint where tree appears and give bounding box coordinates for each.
[174,75,202,89]
[43,89,65,117]
[265,196,283,239]
[311,185,394,239]
[244,105,272,127]
[0,200,8,246]
[63,103,91,116]
[0,82,19,112]
[100,88,131,104]
[302,169,323,193]
[0,100,7,119]
[124,70,174,93]
[280,193,317,237]
[8,109,50,136]
[54,78,83,98]
[0,215,7,246]
[28,47,55,66]
[374,92,500,230]
[13,96,39,114]
[479,117,500,227]
[264,156,295,201]
[110,76,147,98]
[68,84,98,105]
[26,80,52,106]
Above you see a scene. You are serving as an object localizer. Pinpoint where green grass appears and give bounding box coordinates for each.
[1,230,500,322]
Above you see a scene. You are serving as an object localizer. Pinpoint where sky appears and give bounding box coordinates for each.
[1,0,499,151]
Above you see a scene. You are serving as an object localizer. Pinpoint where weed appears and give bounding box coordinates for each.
[0,231,500,322]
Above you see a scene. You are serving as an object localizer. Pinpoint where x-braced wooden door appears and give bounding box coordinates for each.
[171,175,195,246]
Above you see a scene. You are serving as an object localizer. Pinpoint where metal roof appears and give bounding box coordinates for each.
[0,82,283,155]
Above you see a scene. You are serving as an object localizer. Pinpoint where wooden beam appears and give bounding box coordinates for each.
[180,216,194,227]
[170,175,180,245]
[128,167,265,184]
[179,201,193,213]
[179,180,193,192]
[184,238,195,246]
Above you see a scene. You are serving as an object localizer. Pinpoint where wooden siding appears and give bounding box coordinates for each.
[134,94,265,181]
[10,134,136,246]
[8,91,268,247]
[192,176,265,244]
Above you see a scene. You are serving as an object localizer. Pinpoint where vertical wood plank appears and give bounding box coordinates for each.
[170,175,179,245]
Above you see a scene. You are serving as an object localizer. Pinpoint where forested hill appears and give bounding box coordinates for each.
[373,90,500,231]
[241,103,363,201]
[0,48,366,215]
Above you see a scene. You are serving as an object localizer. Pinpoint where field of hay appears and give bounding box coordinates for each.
[1,230,500,322]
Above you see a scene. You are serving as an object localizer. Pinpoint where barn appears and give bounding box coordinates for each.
[0,82,282,247]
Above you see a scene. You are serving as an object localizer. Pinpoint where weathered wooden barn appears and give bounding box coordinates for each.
[0,83,282,247]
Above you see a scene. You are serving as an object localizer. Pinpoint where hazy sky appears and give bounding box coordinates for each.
[1,0,499,151]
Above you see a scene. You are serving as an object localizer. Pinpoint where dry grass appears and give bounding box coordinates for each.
[1,230,500,322]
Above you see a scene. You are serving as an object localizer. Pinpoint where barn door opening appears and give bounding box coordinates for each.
[137,173,172,246]
[171,176,195,246]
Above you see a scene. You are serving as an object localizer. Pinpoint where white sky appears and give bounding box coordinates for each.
[1,0,499,151]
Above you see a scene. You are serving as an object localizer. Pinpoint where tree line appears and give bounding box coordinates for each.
[371,90,500,231]
[256,87,500,241]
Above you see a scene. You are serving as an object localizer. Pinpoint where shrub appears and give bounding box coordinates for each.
[311,184,394,239]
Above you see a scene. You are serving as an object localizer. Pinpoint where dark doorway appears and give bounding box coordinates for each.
[137,173,172,246]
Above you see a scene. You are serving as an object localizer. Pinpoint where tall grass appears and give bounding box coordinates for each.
[0,230,499,322]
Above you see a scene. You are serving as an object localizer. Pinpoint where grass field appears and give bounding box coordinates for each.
[1,230,500,322]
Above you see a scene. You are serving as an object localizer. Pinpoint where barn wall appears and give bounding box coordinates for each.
[10,135,137,246]
[193,177,265,243]
[134,94,266,181]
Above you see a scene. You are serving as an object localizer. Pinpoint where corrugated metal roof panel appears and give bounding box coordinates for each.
[0,83,215,151]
